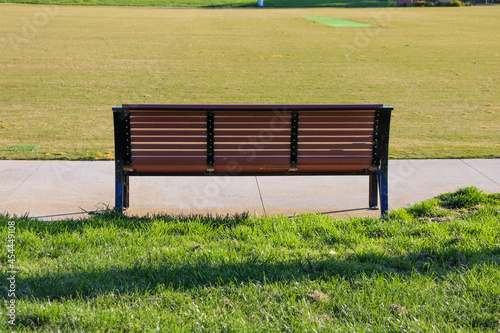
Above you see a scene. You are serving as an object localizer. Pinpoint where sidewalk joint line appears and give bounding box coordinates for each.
[0,161,45,205]
[254,176,267,216]
[460,159,500,187]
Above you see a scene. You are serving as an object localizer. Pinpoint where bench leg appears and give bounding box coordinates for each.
[115,169,125,212]
[369,171,378,209]
[378,167,389,216]
[124,175,130,208]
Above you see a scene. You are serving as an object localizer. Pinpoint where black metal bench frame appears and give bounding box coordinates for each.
[113,104,392,215]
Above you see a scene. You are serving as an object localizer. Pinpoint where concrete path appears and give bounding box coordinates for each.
[0,159,498,221]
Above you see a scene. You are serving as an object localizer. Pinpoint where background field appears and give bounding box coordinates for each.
[0,4,499,160]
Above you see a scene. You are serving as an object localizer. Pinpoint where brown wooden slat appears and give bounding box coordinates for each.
[132,150,289,158]
[296,164,370,172]
[298,143,373,150]
[130,116,206,123]
[132,157,207,173]
[132,135,292,143]
[300,116,375,123]
[132,150,206,157]
[132,136,206,143]
[131,129,206,136]
[299,122,373,129]
[298,157,372,165]
[215,129,290,136]
[130,111,206,117]
[215,157,289,173]
[215,136,290,143]
[296,122,374,129]
[216,156,289,164]
[299,129,373,136]
[298,136,373,143]
[215,165,291,173]
[214,110,291,118]
[131,122,206,129]
[214,116,290,123]
[216,142,290,150]
[215,122,290,129]
[298,111,375,117]
[133,165,207,173]
[299,150,372,156]
[132,142,206,150]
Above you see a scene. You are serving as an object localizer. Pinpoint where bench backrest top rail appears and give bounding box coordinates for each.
[117,104,385,111]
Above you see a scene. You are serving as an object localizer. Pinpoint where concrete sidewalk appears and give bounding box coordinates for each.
[0,159,499,221]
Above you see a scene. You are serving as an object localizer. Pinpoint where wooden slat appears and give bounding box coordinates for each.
[298,143,372,150]
[214,116,290,123]
[132,150,206,157]
[296,164,370,172]
[132,136,292,143]
[132,165,207,173]
[214,110,291,118]
[130,111,206,117]
[132,135,206,143]
[131,129,206,136]
[299,129,373,136]
[130,122,206,129]
[216,156,289,164]
[300,116,375,123]
[132,157,207,173]
[132,143,206,150]
[215,136,290,143]
[299,120,373,127]
[132,150,289,158]
[216,142,290,150]
[296,122,374,129]
[299,150,372,156]
[298,136,373,143]
[215,158,289,173]
[215,122,290,129]
[298,111,375,117]
[130,116,206,123]
[216,129,290,136]
[298,157,372,165]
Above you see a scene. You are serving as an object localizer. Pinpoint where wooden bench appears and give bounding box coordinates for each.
[112,104,392,215]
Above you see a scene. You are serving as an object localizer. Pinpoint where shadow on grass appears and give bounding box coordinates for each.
[8,245,500,301]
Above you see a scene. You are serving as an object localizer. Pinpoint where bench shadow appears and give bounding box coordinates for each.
[9,246,499,301]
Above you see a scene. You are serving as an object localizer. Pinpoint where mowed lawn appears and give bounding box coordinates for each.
[0,187,499,331]
[0,4,499,159]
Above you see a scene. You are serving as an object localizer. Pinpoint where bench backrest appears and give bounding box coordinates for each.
[113,104,392,175]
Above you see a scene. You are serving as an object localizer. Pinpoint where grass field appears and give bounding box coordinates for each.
[1,187,499,331]
[0,4,499,160]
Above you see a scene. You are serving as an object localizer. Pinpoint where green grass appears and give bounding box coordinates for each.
[1,187,500,331]
[0,5,499,160]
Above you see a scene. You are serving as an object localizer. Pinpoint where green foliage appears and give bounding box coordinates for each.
[449,0,464,5]
[0,187,499,331]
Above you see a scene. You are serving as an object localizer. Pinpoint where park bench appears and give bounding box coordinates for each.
[112,104,393,215]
